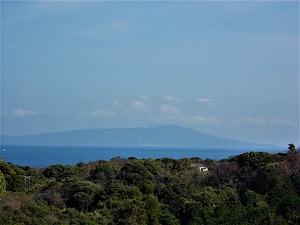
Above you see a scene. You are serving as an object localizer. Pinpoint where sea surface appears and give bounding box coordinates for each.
[0,145,286,168]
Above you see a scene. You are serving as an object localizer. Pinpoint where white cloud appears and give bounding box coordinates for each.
[195,98,214,103]
[11,109,38,117]
[112,100,124,108]
[162,96,182,102]
[160,104,180,115]
[191,115,221,125]
[138,96,151,101]
[77,109,117,119]
[233,117,298,128]
[270,118,297,127]
[132,100,151,113]
[89,110,116,119]
[235,117,267,126]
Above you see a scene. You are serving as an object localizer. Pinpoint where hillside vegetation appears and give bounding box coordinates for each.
[0,144,300,225]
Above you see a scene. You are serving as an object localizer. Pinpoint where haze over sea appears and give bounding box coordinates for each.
[0,145,285,168]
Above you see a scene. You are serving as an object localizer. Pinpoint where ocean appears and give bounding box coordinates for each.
[0,145,286,168]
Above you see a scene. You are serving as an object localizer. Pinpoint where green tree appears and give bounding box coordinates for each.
[90,163,117,185]
[64,181,106,212]
[267,183,300,224]
[159,206,180,225]
[250,163,281,194]
[288,143,296,152]
[107,180,143,200]
[241,189,271,224]
[120,160,154,185]
[43,164,82,181]
[0,162,25,192]
[144,159,162,176]
[181,187,244,225]
[0,170,6,198]
[156,158,176,171]
[172,158,192,171]
[213,187,244,224]
[235,152,280,169]
[139,179,155,194]
[291,172,300,195]
[144,194,161,225]
[128,198,147,225]
[0,156,6,198]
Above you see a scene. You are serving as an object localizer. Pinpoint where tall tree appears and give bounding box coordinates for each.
[0,170,6,198]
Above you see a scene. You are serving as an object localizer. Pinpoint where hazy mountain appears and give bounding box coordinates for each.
[1,125,273,147]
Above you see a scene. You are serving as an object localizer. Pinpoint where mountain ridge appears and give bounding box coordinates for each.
[1,125,276,148]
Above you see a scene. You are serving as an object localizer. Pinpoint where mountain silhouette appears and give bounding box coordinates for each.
[1,125,273,147]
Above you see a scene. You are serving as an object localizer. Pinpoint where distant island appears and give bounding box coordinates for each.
[1,125,276,148]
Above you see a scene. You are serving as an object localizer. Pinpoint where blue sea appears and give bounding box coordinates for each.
[0,145,286,168]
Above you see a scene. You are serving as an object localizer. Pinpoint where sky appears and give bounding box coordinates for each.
[1,1,299,146]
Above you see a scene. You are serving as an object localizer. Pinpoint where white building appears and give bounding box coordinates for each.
[190,163,209,172]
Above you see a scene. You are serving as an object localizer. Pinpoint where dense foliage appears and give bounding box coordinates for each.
[1,144,300,225]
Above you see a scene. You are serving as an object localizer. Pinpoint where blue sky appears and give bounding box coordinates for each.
[1,1,299,146]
